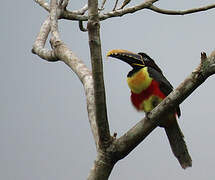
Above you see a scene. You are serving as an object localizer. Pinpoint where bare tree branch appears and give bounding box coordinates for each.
[59,0,69,10]
[79,21,88,32]
[99,0,158,20]
[100,0,107,10]
[32,17,57,61]
[72,4,88,15]
[87,0,111,149]
[34,0,50,12]
[50,0,61,41]
[87,153,115,180]
[113,0,119,11]
[87,0,113,179]
[61,0,158,21]
[119,0,131,9]
[49,1,101,148]
[61,11,88,20]
[32,0,99,148]
[148,4,215,15]
[35,1,215,22]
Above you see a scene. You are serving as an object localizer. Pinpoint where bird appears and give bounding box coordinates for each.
[107,49,192,169]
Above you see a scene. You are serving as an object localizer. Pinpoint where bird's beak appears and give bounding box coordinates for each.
[107,49,144,67]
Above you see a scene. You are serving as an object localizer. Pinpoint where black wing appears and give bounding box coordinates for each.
[147,67,181,117]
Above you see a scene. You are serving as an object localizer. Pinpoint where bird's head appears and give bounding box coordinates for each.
[107,49,163,74]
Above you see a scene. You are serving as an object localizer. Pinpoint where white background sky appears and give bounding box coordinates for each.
[1,0,215,179]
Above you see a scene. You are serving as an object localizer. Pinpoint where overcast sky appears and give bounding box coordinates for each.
[1,0,215,180]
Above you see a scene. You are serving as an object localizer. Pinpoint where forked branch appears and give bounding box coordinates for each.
[34,0,215,21]
[32,0,99,150]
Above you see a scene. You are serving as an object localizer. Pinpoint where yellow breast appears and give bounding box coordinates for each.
[127,67,152,94]
[140,95,163,112]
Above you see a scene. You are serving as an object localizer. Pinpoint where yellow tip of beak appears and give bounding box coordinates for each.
[106,49,134,57]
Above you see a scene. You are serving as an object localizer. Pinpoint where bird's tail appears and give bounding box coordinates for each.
[164,120,192,169]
